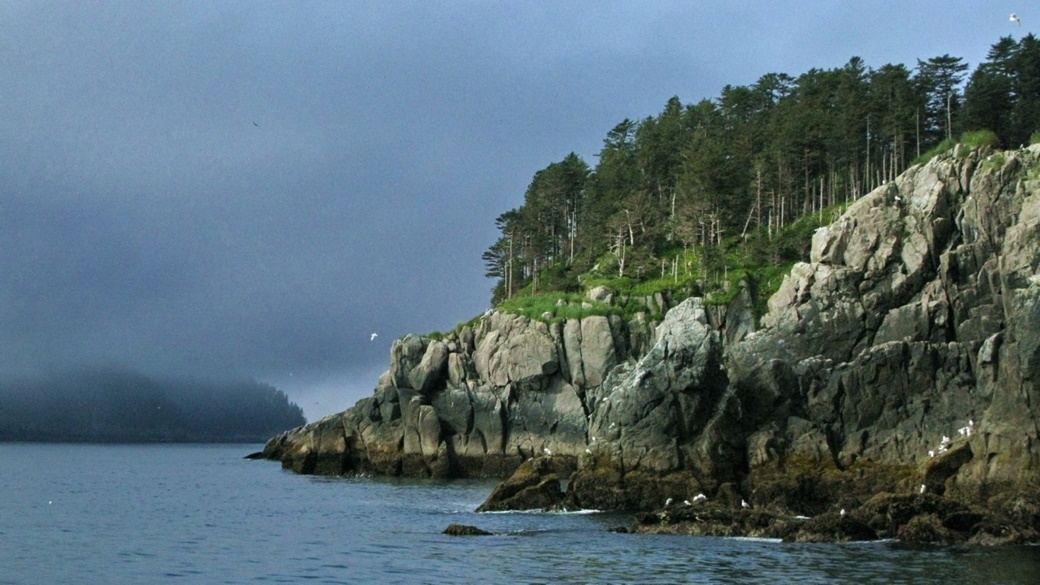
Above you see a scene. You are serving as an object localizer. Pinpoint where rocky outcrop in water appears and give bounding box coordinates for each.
[265,144,1040,543]
[262,296,687,478]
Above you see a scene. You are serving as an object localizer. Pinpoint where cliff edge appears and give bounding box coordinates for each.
[263,144,1040,537]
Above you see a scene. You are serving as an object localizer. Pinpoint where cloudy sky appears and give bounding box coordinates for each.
[0,1,1030,421]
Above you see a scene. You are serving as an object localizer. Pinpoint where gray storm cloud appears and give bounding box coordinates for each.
[0,1,1011,419]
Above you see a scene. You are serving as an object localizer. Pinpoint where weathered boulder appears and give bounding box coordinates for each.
[476,456,567,512]
[562,315,620,390]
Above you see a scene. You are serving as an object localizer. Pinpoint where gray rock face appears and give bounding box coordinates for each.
[263,301,684,478]
[265,145,1040,519]
[730,145,1040,508]
[590,299,727,475]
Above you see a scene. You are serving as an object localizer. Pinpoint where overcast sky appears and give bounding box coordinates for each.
[0,1,1029,421]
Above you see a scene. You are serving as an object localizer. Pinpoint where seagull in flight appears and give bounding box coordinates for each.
[1011,13,1022,26]
[370,332,378,341]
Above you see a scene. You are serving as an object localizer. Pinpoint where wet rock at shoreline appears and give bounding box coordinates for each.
[476,456,567,512]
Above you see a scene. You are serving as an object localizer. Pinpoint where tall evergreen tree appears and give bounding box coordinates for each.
[1009,34,1040,146]
[915,54,969,146]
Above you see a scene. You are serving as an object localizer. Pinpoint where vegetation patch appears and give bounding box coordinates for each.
[496,293,620,323]
[473,36,1038,330]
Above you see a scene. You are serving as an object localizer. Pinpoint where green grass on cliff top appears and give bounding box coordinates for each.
[910,129,1000,167]
[488,201,849,327]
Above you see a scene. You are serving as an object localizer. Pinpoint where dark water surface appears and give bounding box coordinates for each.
[1,443,1038,584]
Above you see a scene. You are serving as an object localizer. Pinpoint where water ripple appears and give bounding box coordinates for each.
[1,444,1037,584]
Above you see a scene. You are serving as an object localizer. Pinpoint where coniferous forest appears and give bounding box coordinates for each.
[483,36,1040,309]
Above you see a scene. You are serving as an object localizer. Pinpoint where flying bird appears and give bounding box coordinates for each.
[1011,13,1021,26]
[370,332,378,341]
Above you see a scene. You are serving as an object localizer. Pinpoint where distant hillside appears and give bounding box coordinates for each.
[0,368,305,443]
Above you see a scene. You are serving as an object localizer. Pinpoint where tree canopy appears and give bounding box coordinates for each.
[484,36,1040,306]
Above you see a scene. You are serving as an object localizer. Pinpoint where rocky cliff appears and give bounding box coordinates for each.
[261,294,703,478]
[264,144,1040,525]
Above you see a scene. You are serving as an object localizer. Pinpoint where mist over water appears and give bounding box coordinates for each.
[2,443,1037,584]
[0,368,305,442]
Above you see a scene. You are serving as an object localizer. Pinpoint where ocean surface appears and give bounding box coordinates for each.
[1,443,1038,584]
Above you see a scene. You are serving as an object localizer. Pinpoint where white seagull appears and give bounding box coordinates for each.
[1011,13,1022,26]
[692,493,707,502]
[920,484,927,494]
[741,499,750,509]
[370,332,378,341]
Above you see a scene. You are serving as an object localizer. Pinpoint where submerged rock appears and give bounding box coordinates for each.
[442,524,492,536]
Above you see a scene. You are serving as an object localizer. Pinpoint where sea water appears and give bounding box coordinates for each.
[1,443,1037,584]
